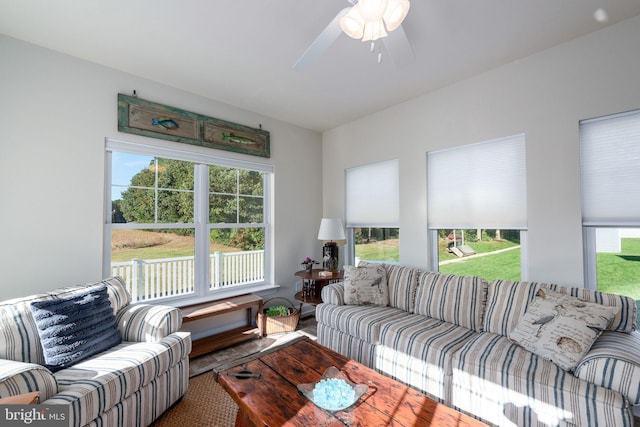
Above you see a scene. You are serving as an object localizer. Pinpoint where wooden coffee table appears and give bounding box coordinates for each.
[214,336,487,426]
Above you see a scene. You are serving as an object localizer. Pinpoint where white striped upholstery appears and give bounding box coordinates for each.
[451,332,632,427]
[0,277,132,365]
[90,276,132,314]
[315,303,407,344]
[545,283,637,333]
[484,280,637,337]
[317,269,637,427]
[483,280,541,337]
[0,359,58,401]
[575,331,640,406]
[415,272,488,332]
[84,359,188,427]
[44,333,190,427]
[317,323,377,367]
[0,278,191,427]
[320,282,345,305]
[385,265,421,312]
[117,304,182,342]
[377,315,478,402]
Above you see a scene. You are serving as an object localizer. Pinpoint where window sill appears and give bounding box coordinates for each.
[133,282,280,308]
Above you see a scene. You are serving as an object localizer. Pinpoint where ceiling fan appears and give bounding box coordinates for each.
[293,0,415,70]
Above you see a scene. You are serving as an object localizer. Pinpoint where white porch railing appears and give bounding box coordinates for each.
[111,250,265,301]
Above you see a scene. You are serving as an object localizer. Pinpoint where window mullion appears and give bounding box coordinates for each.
[194,164,210,296]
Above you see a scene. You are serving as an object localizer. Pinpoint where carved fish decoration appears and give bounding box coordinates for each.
[152,118,179,130]
[222,132,256,145]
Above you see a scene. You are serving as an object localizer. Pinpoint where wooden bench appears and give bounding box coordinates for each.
[180,294,263,358]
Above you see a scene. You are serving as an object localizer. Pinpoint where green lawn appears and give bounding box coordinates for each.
[439,248,521,282]
[355,238,400,262]
[596,238,640,299]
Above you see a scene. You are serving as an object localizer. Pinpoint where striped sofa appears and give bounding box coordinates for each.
[0,277,191,427]
[316,264,640,426]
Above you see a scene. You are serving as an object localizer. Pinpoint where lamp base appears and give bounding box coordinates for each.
[322,242,339,270]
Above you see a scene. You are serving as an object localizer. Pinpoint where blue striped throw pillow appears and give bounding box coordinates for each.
[30,285,121,372]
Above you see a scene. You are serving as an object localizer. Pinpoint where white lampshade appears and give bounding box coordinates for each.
[317,218,346,241]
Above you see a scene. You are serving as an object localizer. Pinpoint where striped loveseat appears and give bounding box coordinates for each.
[0,277,191,427]
[316,264,640,426]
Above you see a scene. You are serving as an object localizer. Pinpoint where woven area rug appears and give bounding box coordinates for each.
[151,372,238,427]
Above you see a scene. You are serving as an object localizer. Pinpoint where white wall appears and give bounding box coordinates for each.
[0,35,323,301]
[322,15,640,286]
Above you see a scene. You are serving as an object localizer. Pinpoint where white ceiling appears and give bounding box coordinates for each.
[2,0,640,132]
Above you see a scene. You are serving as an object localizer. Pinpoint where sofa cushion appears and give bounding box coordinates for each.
[483,279,540,337]
[415,272,487,332]
[509,288,618,371]
[87,277,132,315]
[315,303,407,344]
[377,314,478,402]
[385,265,421,312]
[0,279,131,365]
[343,264,389,306]
[30,286,122,372]
[575,331,640,405]
[484,280,636,337]
[0,359,59,402]
[116,304,182,342]
[545,283,636,333]
[44,332,191,427]
[452,332,631,427]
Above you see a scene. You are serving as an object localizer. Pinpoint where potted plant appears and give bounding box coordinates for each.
[266,304,290,317]
[259,298,300,335]
[301,256,318,273]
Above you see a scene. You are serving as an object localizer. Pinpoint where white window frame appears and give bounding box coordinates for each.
[345,159,400,265]
[426,134,529,279]
[580,109,640,290]
[104,138,275,306]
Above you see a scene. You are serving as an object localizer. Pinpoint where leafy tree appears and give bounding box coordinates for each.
[118,159,263,247]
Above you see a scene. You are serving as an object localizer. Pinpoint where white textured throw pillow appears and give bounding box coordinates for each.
[343,265,389,306]
[509,288,618,371]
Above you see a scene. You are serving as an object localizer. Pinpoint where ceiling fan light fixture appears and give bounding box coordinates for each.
[339,0,409,42]
[358,0,388,21]
[340,8,365,39]
[382,0,410,32]
[362,19,388,41]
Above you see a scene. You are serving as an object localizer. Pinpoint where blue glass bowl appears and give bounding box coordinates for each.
[297,366,369,412]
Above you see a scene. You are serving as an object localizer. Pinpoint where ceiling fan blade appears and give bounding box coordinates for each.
[381,24,415,67]
[293,7,350,70]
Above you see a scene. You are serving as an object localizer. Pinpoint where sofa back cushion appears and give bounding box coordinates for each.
[484,279,636,337]
[0,277,131,364]
[415,272,488,332]
[544,283,636,333]
[30,285,122,371]
[483,280,540,337]
[385,265,421,313]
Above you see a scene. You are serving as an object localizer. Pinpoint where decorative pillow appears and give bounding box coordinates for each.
[508,288,618,371]
[30,285,122,372]
[343,264,389,306]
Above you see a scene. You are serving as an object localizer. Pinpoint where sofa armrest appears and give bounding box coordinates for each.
[117,304,182,342]
[321,282,345,305]
[0,359,58,401]
[575,331,640,405]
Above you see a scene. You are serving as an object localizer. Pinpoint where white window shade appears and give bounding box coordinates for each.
[346,159,399,227]
[427,134,527,229]
[580,110,640,226]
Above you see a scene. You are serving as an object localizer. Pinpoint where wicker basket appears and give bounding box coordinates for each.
[258,297,300,335]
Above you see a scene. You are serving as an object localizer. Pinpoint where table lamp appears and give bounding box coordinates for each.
[317,218,346,270]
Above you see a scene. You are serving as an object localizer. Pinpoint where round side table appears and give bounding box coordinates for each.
[294,269,344,307]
